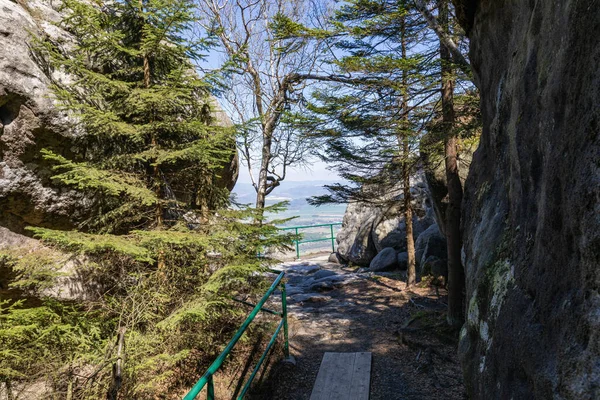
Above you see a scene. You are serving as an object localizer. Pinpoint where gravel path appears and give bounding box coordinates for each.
[249,255,466,400]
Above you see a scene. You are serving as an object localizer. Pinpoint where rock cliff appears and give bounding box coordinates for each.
[456,0,600,398]
[0,0,238,235]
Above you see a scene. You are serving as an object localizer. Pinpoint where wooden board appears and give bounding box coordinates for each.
[309,352,372,400]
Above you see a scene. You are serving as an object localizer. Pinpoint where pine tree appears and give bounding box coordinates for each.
[277,0,479,298]
[40,0,233,232]
[280,0,437,285]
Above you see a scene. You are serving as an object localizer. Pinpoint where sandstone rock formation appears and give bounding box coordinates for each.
[367,247,398,272]
[456,1,600,398]
[414,222,447,276]
[0,0,83,233]
[336,173,435,266]
[0,0,238,235]
[396,251,408,270]
[335,199,378,266]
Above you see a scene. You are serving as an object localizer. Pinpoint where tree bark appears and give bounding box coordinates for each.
[399,16,417,287]
[403,156,416,287]
[253,81,289,220]
[438,0,465,326]
[255,135,272,216]
[107,327,126,400]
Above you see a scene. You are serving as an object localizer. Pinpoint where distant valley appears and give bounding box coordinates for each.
[231,181,347,227]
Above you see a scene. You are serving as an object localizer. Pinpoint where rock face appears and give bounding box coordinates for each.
[0,0,238,234]
[396,251,408,271]
[336,173,435,266]
[0,0,83,233]
[335,199,379,266]
[456,1,600,399]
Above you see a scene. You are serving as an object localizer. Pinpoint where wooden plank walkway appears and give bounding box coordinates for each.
[309,352,372,400]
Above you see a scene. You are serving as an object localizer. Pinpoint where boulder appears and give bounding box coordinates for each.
[429,258,448,279]
[396,251,409,271]
[328,252,343,264]
[312,269,337,280]
[0,0,84,233]
[415,222,447,269]
[456,0,600,398]
[371,198,436,253]
[0,227,91,301]
[421,255,447,279]
[367,247,398,272]
[336,171,435,266]
[335,200,378,266]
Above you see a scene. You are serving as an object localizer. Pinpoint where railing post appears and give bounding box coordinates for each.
[207,375,214,400]
[281,282,289,359]
[295,227,300,259]
[330,224,335,253]
[183,272,286,400]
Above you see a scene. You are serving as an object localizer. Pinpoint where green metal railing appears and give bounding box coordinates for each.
[281,223,342,259]
[183,271,288,400]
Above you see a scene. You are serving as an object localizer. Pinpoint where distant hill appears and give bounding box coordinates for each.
[231,180,340,205]
[231,180,347,227]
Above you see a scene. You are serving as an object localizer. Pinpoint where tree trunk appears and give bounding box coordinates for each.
[399,16,417,287]
[438,0,465,326]
[152,137,163,228]
[403,157,416,286]
[107,327,126,400]
[255,122,274,223]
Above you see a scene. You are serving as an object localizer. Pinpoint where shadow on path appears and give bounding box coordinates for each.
[248,257,466,400]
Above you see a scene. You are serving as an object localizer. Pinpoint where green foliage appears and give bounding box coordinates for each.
[34,0,234,232]
[0,248,65,293]
[27,227,154,262]
[270,12,331,40]
[281,0,478,205]
[41,149,158,207]
[277,0,436,204]
[0,299,107,398]
[1,0,294,397]
[2,214,291,397]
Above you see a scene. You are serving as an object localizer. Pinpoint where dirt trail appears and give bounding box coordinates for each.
[250,255,466,400]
